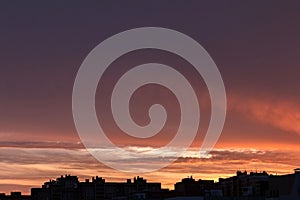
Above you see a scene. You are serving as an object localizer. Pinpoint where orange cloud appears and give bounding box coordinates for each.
[0,145,299,194]
[230,94,300,135]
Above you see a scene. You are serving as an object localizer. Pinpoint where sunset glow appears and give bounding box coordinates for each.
[1,1,300,196]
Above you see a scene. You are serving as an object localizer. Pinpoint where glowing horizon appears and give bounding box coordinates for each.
[1,1,300,196]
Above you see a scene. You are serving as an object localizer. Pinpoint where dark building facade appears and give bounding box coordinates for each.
[31,175,79,200]
[267,168,300,199]
[31,175,161,200]
[174,176,215,196]
[219,170,269,198]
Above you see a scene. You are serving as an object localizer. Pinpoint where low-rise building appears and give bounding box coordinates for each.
[0,192,31,200]
[174,176,215,196]
[219,170,268,198]
[31,175,161,200]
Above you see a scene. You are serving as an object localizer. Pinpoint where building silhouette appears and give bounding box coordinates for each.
[219,170,269,198]
[0,192,30,200]
[267,168,300,199]
[31,175,161,200]
[174,176,216,197]
[0,169,299,200]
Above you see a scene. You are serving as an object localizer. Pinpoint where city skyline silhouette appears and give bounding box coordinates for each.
[1,168,300,199]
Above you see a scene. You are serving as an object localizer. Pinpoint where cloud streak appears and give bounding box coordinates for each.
[230,94,300,135]
[0,144,299,194]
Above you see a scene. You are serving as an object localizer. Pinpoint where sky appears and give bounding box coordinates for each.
[1,1,300,194]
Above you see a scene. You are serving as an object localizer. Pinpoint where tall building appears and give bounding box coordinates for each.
[267,168,300,200]
[31,175,79,200]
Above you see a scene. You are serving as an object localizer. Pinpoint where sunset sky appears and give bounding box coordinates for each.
[1,1,300,194]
